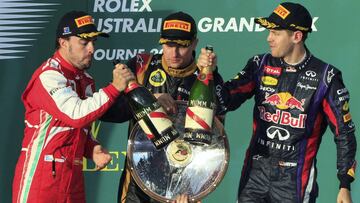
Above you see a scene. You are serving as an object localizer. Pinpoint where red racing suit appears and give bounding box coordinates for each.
[221,50,357,203]
[12,51,120,203]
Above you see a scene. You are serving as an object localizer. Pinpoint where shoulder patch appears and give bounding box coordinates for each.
[326,68,335,83]
[42,58,60,71]
[49,58,60,68]
[253,55,261,66]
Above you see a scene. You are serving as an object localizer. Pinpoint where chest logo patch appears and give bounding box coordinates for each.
[261,76,278,86]
[264,65,282,76]
[263,92,305,111]
[149,69,166,87]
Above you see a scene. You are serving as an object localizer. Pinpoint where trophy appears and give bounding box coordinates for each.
[127,101,229,202]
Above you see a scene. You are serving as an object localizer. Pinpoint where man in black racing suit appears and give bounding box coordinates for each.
[101,11,225,203]
[197,2,356,203]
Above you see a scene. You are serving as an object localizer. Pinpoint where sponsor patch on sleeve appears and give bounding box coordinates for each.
[347,168,355,178]
[342,101,349,111]
[343,112,352,123]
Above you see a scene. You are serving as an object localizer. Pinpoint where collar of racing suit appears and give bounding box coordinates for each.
[279,47,312,70]
[53,51,84,74]
[161,55,198,77]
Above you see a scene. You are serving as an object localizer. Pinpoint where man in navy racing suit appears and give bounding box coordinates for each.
[197,2,356,203]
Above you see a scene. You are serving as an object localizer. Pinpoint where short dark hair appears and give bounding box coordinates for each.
[54,36,70,50]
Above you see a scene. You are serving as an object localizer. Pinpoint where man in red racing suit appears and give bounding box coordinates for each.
[12,11,134,203]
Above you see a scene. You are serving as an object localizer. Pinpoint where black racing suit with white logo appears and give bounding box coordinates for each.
[221,50,356,203]
[101,53,226,203]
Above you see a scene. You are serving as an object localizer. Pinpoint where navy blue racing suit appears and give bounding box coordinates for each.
[221,50,357,203]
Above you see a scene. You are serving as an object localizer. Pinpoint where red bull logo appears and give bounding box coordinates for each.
[263,92,305,111]
[258,106,307,128]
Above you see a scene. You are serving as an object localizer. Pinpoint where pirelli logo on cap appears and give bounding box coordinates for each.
[75,15,94,28]
[274,5,290,19]
[163,20,191,32]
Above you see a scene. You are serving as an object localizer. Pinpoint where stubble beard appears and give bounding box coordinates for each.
[69,45,92,70]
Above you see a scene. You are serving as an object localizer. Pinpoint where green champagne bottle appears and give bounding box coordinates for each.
[114,61,180,149]
[184,46,215,145]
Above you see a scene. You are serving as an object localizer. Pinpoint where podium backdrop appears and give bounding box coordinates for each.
[1,0,359,202]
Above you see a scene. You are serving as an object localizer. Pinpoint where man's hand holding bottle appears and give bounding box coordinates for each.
[197,47,217,71]
[112,63,136,92]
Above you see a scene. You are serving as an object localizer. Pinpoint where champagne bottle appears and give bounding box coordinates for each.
[184,46,215,145]
[114,60,180,149]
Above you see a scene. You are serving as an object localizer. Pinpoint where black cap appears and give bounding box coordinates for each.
[56,11,109,39]
[159,11,197,46]
[255,2,312,33]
